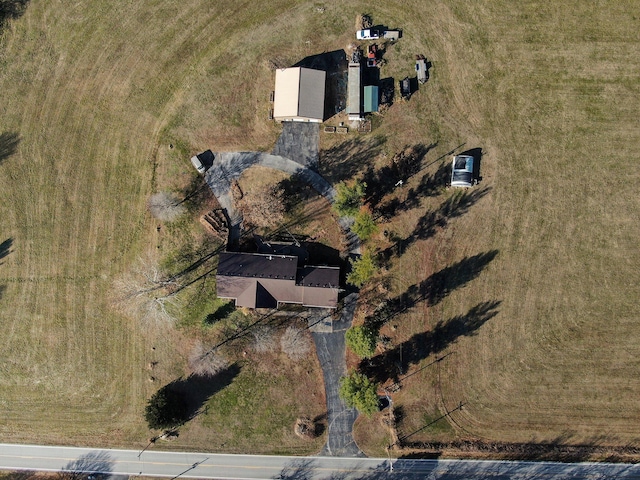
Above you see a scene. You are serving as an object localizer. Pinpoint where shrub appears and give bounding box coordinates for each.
[188,341,228,377]
[280,325,312,360]
[148,192,186,222]
[333,181,366,217]
[345,325,378,358]
[294,416,317,439]
[346,250,378,287]
[252,325,278,353]
[352,209,378,241]
[339,372,379,416]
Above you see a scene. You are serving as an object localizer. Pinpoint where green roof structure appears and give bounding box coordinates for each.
[364,85,379,113]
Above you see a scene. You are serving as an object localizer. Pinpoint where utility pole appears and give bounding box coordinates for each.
[137,436,158,458]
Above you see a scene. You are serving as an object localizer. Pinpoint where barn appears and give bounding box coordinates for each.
[273,67,326,123]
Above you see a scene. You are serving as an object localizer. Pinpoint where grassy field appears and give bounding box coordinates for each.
[0,0,334,450]
[348,0,640,457]
[1,0,640,458]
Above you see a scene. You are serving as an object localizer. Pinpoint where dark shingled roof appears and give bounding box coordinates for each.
[297,266,340,288]
[217,252,297,281]
[217,252,340,309]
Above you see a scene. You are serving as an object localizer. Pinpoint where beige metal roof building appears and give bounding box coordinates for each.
[273,67,326,123]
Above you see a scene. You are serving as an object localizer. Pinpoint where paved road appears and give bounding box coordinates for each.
[2,443,640,479]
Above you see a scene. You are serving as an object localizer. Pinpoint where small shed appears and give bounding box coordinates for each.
[363,85,379,113]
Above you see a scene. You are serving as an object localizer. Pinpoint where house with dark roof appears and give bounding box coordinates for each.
[216,252,339,309]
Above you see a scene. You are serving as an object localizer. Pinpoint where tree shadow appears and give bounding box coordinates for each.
[379,77,394,106]
[367,250,499,330]
[319,135,386,184]
[0,132,20,165]
[0,1,28,29]
[272,458,316,480]
[0,237,12,264]
[0,237,12,303]
[381,187,491,262]
[361,300,500,384]
[278,172,316,214]
[312,411,328,437]
[363,143,438,209]
[58,451,113,479]
[204,301,236,325]
[353,459,439,480]
[163,363,241,423]
[166,241,225,284]
[460,147,484,184]
[180,171,216,211]
[378,161,450,218]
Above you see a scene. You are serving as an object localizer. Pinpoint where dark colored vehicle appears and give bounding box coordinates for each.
[451,154,475,187]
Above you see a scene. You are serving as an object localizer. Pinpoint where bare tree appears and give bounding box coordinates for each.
[188,341,228,377]
[280,326,311,361]
[148,191,186,222]
[251,325,278,353]
[112,254,180,324]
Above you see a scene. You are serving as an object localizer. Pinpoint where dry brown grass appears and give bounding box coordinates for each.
[0,0,337,450]
[347,0,640,458]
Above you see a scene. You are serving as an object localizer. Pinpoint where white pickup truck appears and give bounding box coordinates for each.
[356,29,381,40]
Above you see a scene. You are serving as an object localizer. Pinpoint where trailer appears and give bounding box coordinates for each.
[416,54,428,84]
[383,30,401,41]
[347,61,362,121]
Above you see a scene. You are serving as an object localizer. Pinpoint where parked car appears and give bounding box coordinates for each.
[190,149,214,174]
[450,155,476,187]
[356,29,380,40]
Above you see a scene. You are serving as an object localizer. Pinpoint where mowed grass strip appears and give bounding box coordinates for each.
[437,1,640,445]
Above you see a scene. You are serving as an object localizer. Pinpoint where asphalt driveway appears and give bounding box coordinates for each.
[273,122,320,168]
[313,291,363,457]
